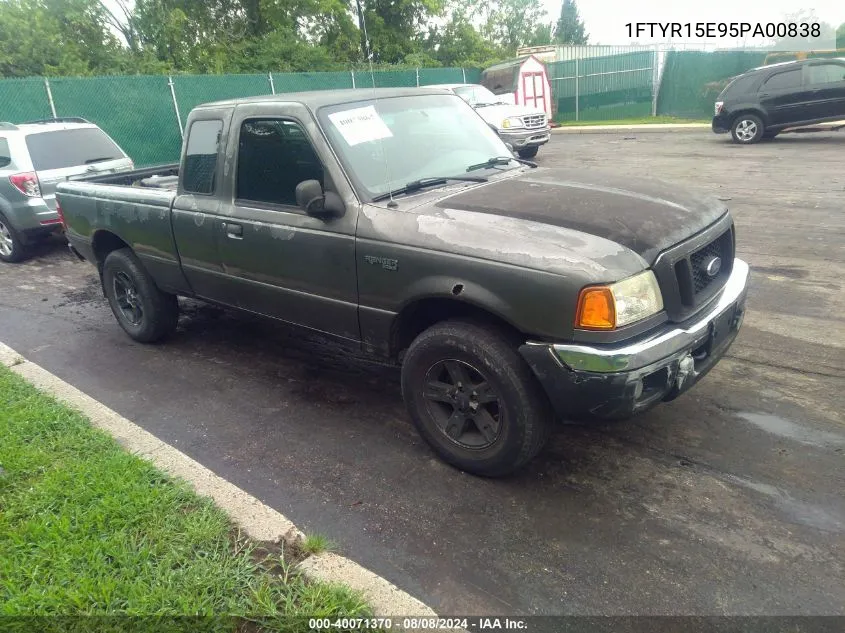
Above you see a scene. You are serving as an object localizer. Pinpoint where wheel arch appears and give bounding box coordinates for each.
[730,108,769,128]
[389,295,525,362]
[91,230,131,267]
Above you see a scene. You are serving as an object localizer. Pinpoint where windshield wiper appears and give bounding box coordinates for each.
[466,156,537,172]
[84,157,116,164]
[371,176,487,202]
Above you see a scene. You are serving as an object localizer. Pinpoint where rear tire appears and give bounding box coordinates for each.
[0,212,28,263]
[102,248,178,343]
[518,146,539,159]
[731,114,764,144]
[401,320,552,477]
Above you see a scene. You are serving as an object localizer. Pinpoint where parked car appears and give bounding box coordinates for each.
[433,83,550,158]
[57,88,748,477]
[0,118,133,262]
[712,58,845,144]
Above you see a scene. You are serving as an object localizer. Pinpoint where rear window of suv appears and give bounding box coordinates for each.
[721,74,759,98]
[25,128,125,171]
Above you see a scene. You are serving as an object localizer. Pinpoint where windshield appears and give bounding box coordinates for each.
[452,85,502,106]
[25,128,126,171]
[318,94,515,200]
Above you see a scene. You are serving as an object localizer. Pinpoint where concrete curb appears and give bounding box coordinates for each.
[0,341,437,628]
[553,123,710,134]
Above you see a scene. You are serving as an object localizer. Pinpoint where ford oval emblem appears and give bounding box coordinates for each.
[703,256,722,278]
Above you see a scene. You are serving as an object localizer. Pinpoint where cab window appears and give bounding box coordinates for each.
[236,119,324,208]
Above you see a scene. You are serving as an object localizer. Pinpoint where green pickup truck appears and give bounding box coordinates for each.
[57,87,749,477]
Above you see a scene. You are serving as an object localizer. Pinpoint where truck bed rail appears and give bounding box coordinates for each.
[72,163,179,187]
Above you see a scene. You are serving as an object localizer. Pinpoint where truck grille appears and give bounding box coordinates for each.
[523,114,546,129]
[690,237,727,294]
[651,218,735,322]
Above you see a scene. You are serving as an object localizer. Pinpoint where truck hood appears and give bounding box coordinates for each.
[473,103,545,125]
[435,167,728,265]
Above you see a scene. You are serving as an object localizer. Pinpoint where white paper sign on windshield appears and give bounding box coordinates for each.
[328,106,393,146]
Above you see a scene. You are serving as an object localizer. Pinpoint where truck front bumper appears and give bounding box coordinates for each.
[499,127,551,148]
[519,259,749,421]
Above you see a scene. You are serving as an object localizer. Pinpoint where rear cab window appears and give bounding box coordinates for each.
[25,127,126,171]
[182,119,223,195]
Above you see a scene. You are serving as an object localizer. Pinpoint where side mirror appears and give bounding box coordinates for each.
[295,180,344,219]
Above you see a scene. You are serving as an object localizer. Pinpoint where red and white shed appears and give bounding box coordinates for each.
[480,55,553,118]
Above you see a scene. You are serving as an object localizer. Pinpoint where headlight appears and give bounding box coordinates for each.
[501,117,523,129]
[575,270,664,330]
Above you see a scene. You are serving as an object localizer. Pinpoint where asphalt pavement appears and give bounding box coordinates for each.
[1,131,843,616]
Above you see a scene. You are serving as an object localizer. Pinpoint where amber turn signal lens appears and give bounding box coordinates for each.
[575,287,616,330]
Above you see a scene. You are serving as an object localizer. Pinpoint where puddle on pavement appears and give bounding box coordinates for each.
[725,474,845,534]
[737,411,845,450]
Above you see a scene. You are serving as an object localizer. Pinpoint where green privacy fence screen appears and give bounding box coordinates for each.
[548,50,656,122]
[0,67,481,166]
[655,50,769,119]
[48,75,184,166]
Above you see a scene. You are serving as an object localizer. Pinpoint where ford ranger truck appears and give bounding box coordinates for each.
[57,88,749,477]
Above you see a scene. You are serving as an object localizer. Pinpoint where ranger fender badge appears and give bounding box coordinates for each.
[364,255,398,271]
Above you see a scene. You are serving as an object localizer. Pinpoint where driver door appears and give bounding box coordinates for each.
[213,105,361,343]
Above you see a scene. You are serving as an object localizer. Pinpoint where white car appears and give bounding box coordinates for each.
[434,83,551,159]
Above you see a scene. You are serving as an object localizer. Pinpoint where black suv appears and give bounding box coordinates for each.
[712,58,845,144]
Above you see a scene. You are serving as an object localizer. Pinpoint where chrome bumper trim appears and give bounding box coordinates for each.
[536,258,749,373]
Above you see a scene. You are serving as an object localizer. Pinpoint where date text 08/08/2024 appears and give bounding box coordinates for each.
[625,22,822,39]
[308,618,528,630]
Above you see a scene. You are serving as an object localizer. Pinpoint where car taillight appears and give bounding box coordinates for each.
[715,101,724,116]
[9,172,41,197]
[56,200,66,228]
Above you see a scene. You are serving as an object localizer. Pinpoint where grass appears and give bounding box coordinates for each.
[301,534,335,556]
[0,365,370,632]
[556,116,709,126]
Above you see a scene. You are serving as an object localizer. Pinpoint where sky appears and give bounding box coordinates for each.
[542,0,845,48]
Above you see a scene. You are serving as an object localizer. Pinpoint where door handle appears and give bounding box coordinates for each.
[223,222,243,239]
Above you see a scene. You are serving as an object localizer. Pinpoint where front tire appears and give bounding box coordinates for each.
[401,320,552,477]
[0,213,28,263]
[102,248,178,343]
[731,114,764,144]
[518,146,539,159]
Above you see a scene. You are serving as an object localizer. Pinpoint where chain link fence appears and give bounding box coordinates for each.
[0,67,482,166]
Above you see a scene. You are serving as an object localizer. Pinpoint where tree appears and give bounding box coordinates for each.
[483,0,548,53]
[837,22,844,49]
[525,22,553,47]
[432,16,504,67]
[554,0,587,45]
[0,0,125,77]
[355,0,444,64]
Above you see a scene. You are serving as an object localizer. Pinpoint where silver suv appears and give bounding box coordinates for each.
[0,118,134,262]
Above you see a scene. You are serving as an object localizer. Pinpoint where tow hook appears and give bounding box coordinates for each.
[676,353,695,389]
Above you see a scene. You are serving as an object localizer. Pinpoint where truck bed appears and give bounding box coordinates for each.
[74,163,180,190]
[57,167,183,294]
